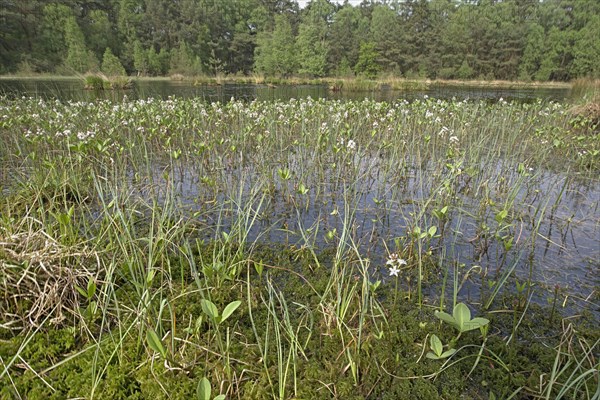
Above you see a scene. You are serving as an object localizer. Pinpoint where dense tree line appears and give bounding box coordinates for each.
[1,0,598,81]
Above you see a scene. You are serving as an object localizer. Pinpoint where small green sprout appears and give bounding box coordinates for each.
[197,377,226,400]
[426,334,457,360]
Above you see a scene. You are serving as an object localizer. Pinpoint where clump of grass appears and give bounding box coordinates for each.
[83,74,106,90]
[83,73,132,90]
[0,220,101,328]
[569,95,600,132]
[571,77,600,99]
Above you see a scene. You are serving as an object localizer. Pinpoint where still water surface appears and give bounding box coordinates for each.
[0,77,572,103]
[1,78,596,313]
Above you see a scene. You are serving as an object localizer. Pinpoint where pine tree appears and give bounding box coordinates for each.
[133,41,148,75]
[169,41,202,76]
[101,48,126,77]
[254,15,296,77]
[64,16,97,73]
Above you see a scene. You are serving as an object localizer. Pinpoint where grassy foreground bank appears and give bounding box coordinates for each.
[0,96,598,399]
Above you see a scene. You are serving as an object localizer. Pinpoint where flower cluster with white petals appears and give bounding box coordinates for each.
[386,253,407,277]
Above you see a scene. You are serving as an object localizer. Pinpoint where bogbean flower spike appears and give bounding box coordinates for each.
[386,253,407,277]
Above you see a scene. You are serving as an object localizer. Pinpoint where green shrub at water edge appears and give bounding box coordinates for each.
[83,74,107,90]
[101,48,127,78]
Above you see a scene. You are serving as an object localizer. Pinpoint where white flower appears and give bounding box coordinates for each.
[347,139,356,150]
[449,136,459,144]
[386,253,407,272]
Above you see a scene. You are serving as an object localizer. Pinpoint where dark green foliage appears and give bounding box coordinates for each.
[1,0,599,80]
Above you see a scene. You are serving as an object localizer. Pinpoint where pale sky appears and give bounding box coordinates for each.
[297,0,365,8]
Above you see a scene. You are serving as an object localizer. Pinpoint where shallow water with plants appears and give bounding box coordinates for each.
[0,95,598,399]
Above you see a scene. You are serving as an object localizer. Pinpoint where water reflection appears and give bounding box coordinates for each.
[129,152,598,310]
[0,77,571,103]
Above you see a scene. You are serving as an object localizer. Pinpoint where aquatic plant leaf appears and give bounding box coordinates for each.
[197,377,211,400]
[220,301,241,324]
[146,328,166,359]
[83,301,98,321]
[495,209,508,223]
[201,299,219,320]
[254,261,264,276]
[435,303,489,333]
[434,310,458,330]
[87,279,97,299]
[453,303,471,331]
[430,334,443,356]
[214,395,226,400]
[57,211,71,226]
[75,285,88,299]
[440,348,456,358]
[428,226,437,237]
[466,317,490,332]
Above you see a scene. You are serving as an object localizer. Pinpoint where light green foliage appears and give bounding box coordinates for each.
[327,5,366,75]
[296,22,328,77]
[133,40,148,75]
[35,3,72,70]
[254,14,297,76]
[369,5,402,73]
[426,334,456,360]
[146,46,169,76]
[456,60,474,80]
[101,48,126,77]
[519,23,546,81]
[295,0,333,77]
[435,303,489,334]
[201,299,241,325]
[85,10,115,61]
[146,328,167,359]
[571,15,600,78]
[354,42,381,79]
[197,377,226,400]
[64,16,97,73]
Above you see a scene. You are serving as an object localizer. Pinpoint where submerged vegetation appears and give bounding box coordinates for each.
[0,96,598,399]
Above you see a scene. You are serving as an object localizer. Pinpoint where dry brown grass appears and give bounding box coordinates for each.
[569,94,600,132]
[431,78,572,89]
[0,222,101,329]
